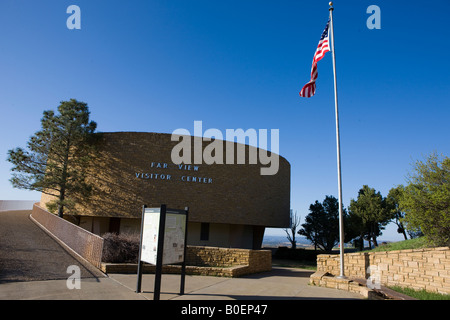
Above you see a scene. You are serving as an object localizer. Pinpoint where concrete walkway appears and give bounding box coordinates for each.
[0,210,101,283]
[0,210,363,300]
[0,277,144,300]
[0,267,363,300]
[114,267,363,300]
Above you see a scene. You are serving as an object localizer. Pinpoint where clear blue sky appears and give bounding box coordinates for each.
[1,1,449,241]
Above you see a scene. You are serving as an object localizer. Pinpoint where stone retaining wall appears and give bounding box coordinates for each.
[316,247,450,294]
[102,246,272,277]
[101,263,249,277]
[186,246,272,274]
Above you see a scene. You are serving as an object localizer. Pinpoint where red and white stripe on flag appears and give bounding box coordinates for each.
[299,20,330,98]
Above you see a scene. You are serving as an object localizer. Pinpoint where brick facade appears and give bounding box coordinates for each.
[41,132,290,249]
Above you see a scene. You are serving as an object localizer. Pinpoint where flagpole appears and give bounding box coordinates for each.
[329,2,345,279]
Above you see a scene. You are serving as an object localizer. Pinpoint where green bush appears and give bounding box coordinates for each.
[399,154,450,247]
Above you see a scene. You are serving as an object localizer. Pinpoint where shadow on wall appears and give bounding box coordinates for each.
[46,132,290,226]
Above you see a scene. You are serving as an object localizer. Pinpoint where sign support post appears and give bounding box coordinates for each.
[136,204,147,293]
[180,206,189,295]
[153,204,166,300]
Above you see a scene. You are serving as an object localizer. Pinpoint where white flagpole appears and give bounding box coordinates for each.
[329,2,345,278]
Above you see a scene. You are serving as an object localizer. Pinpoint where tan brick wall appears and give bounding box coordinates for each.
[101,246,272,277]
[186,246,272,274]
[317,247,450,294]
[41,132,290,228]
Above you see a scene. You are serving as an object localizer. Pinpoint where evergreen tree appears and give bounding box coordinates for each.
[298,195,345,252]
[348,185,392,247]
[7,99,98,217]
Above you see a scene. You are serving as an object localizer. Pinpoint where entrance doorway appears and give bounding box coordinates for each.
[109,217,121,234]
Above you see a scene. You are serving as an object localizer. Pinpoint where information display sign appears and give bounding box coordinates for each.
[141,208,186,265]
[162,211,187,265]
[140,207,160,265]
[136,204,189,299]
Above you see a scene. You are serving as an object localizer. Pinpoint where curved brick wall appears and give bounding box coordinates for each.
[41,132,290,228]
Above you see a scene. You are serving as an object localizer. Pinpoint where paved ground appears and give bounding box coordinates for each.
[0,210,363,300]
[0,267,363,300]
[0,210,101,283]
[110,267,363,300]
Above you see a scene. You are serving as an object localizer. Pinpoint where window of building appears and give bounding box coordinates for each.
[200,223,210,241]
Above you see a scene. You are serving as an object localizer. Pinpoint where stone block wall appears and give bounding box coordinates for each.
[317,247,450,294]
[248,249,272,273]
[186,246,272,275]
[187,246,249,266]
[102,246,272,277]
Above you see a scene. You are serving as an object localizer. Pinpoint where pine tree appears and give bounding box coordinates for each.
[7,99,98,217]
[348,185,391,247]
[298,196,344,252]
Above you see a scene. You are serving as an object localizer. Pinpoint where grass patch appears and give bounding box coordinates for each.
[389,286,450,300]
[271,247,319,270]
[364,237,429,252]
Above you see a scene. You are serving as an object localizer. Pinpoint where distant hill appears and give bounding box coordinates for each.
[262,234,400,251]
[262,235,312,248]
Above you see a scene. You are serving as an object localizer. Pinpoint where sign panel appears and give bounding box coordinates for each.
[163,212,186,265]
[140,208,186,265]
[140,208,160,265]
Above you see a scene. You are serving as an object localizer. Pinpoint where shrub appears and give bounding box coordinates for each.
[102,232,140,263]
[274,247,320,262]
[399,153,450,247]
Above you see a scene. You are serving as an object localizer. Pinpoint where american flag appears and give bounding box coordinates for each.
[299,20,331,98]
